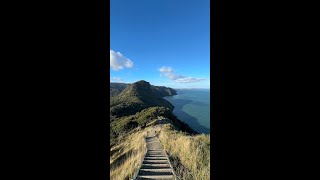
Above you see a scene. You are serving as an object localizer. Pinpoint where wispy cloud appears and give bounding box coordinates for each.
[174,77,206,83]
[110,50,134,71]
[159,66,205,83]
[110,77,124,83]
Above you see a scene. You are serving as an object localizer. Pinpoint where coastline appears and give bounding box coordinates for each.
[163,89,210,134]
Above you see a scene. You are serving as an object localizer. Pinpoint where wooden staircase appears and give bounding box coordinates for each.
[133,130,177,180]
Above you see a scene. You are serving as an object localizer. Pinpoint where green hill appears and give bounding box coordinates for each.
[110,81,177,98]
[110,80,175,117]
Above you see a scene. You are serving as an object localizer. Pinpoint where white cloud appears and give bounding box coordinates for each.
[174,77,206,83]
[110,50,134,71]
[159,66,183,80]
[159,66,174,74]
[158,66,205,83]
[110,77,124,83]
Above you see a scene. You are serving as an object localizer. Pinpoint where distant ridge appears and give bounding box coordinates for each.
[110,80,176,117]
[110,82,130,98]
[110,82,177,98]
[175,88,210,90]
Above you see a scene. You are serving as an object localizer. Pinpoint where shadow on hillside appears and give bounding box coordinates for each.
[168,99,210,134]
[110,146,123,158]
[169,154,192,179]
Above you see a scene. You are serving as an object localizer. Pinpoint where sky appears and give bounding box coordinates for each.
[110,0,210,89]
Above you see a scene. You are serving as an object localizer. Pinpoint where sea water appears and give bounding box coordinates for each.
[163,89,210,134]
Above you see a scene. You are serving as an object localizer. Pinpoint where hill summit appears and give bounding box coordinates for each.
[110,80,176,117]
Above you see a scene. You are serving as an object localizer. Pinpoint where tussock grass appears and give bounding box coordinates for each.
[110,128,149,180]
[158,124,210,180]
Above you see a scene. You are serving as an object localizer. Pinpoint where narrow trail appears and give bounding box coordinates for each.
[134,119,176,180]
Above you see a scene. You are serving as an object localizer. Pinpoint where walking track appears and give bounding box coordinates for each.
[134,127,176,180]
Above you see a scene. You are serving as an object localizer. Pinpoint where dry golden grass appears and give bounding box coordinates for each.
[110,122,210,180]
[110,128,149,180]
[158,124,210,180]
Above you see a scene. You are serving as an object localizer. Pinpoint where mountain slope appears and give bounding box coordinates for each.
[110,82,177,98]
[150,85,177,97]
[110,82,129,98]
[110,80,175,117]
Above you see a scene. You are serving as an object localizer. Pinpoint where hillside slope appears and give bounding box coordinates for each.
[110,82,177,98]
[110,80,175,117]
[110,83,129,98]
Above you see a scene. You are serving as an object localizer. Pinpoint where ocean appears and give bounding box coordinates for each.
[163,89,210,134]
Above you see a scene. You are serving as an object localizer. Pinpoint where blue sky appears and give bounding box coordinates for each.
[110,0,210,89]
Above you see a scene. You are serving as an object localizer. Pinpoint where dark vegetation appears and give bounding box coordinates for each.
[110,106,171,146]
[110,82,129,98]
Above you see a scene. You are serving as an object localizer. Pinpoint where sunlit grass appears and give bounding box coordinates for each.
[158,124,210,180]
[110,122,210,180]
[110,128,149,180]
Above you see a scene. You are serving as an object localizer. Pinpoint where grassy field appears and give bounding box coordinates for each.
[158,124,210,180]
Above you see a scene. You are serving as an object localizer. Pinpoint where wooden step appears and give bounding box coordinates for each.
[136,175,174,180]
[141,164,171,169]
[147,150,164,153]
[145,154,167,157]
[138,168,173,176]
[146,153,166,156]
[145,155,165,157]
[146,152,165,155]
[145,157,168,160]
[143,159,169,164]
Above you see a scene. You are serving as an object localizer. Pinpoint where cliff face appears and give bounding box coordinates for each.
[110,80,175,117]
[151,85,177,97]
